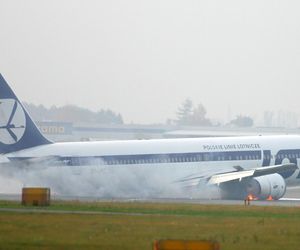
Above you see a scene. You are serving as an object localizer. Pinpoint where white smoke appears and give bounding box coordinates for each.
[0,162,221,199]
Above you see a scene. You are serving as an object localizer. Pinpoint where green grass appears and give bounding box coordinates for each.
[0,200,300,249]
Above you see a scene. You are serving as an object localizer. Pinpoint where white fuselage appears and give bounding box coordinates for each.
[5,135,300,186]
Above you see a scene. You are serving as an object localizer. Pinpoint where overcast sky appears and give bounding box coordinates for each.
[0,0,300,124]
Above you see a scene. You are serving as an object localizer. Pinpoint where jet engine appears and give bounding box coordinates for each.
[246,173,286,200]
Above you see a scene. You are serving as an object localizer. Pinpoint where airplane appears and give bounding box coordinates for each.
[0,74,299,200]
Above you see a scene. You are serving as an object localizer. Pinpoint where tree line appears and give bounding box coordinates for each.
[174,99,254,127]
[23,103,123,125]
[23,100,254,127]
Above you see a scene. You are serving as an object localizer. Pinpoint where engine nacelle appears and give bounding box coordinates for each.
[247,173,286,200]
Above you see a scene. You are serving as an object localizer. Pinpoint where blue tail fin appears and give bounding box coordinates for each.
[0,74,51,154]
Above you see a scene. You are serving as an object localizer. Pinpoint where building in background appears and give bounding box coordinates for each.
[36,121,300,142]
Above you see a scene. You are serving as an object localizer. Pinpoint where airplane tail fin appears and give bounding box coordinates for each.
[0,74,51,154]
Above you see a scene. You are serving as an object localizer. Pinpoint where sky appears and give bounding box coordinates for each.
[0,0,300,124]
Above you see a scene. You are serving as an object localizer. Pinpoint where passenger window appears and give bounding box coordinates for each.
[204,154,209,161]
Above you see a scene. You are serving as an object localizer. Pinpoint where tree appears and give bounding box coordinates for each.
[189,104,211,126]
[176,99,193,125]
[230,115,254,127]
[176,99,211,126]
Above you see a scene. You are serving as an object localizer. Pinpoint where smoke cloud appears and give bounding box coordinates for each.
[0,162,221,199]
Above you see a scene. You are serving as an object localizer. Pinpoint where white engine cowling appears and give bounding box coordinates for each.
[247,173,286,200]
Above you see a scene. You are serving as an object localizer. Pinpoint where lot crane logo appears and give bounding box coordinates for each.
[0,99,26,144]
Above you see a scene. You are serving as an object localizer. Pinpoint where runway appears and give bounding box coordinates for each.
[0,187,300,207]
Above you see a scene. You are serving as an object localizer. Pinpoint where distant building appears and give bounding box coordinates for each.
[37,121,169,142]
[36,121,300,142]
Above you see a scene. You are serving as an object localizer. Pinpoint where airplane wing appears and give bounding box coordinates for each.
[178,163,298,186]
[208,163,297,185]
